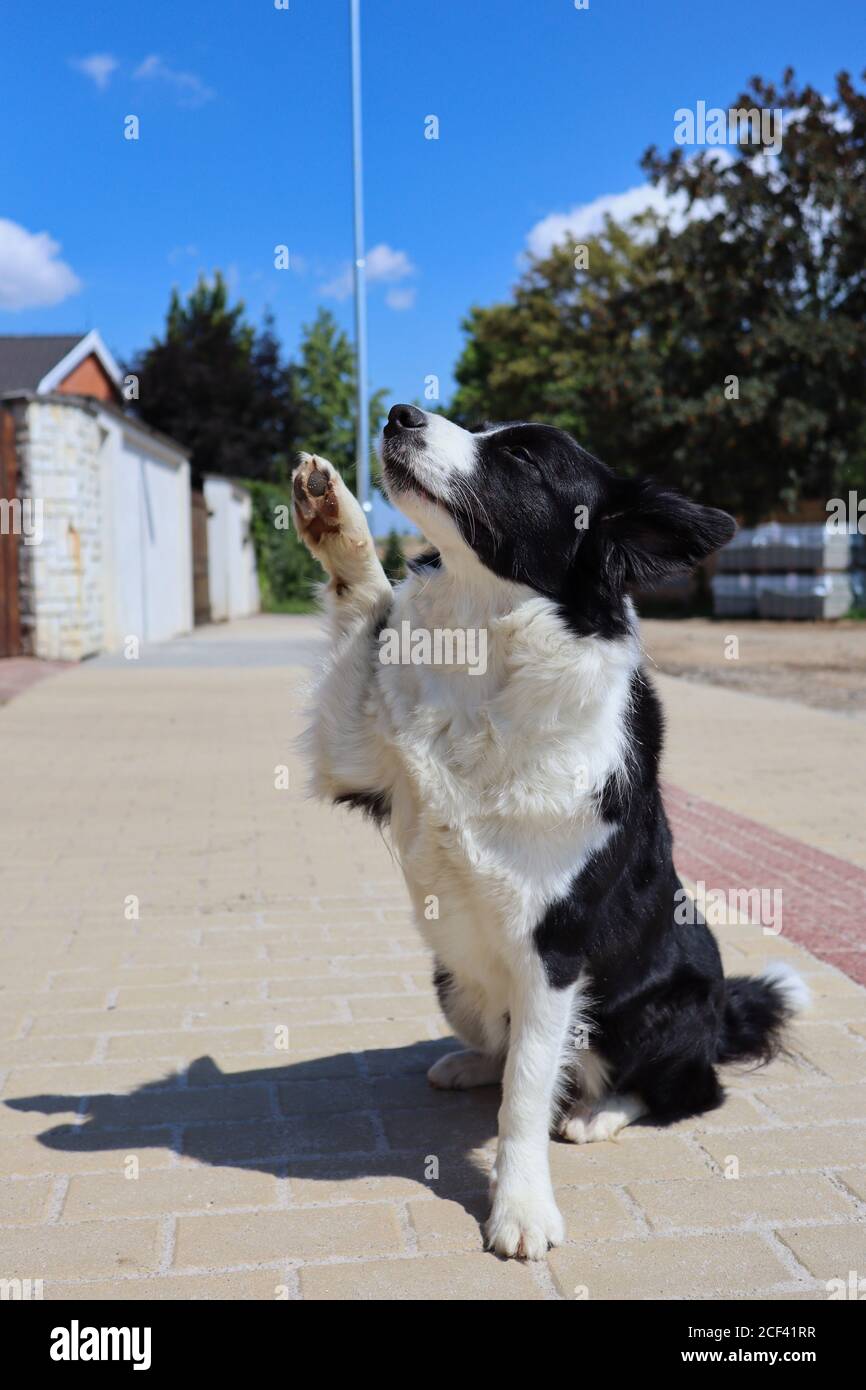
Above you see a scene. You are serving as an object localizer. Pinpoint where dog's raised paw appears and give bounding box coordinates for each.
[292,455,343,546]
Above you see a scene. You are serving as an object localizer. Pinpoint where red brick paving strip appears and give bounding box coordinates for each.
[0,657,70,704]
[665,781,866,986]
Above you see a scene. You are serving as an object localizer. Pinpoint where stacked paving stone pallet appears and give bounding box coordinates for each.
[712,523,866,619]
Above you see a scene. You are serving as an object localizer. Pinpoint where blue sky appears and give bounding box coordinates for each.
[1,0,862,410]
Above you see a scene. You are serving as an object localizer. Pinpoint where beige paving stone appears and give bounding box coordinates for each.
[776,1224,866,1283]
[2,1061,186,1099]
[0,1218,162,1280]
[757,1082,866,1124]
[0,1176,54,1224]
[186,1000,346,1028]
[699,1124,866,1174]
[548,1232,795,1300]
[174,1201,405,1267]
[627,1173,857,1233]
[45,1270,289,1300]
[798,1051,866,1084]
[0,1133,176,1177]
[5,989,112,1013]
[736,1287,832,1300]
[180,1110,378,1163]
[299,1252,544,1300]
[336,953,434,977]
[105,1029,266,1060]
[267,973,411,1000]
[835,1170,866,1206]
[648,1092,766,1132]
[408,1195,489,1252]
[29,1007,189,1038]
[349,994,441,1021]
[549,1133,711,1185]
[113,984,264,1010]
[0,1037,99,1067]
[288,1149,487,1205]
[287,1019,440,1053]
[63,1166,281,1220]
[725,1051,817,1088]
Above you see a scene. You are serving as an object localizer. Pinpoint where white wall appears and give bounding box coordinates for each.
[204,476,260,621]
[101,415,192,648]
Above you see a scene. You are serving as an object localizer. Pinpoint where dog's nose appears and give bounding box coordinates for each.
[386,404,426,433]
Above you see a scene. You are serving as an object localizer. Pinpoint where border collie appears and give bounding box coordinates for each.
[292,405,809,1260]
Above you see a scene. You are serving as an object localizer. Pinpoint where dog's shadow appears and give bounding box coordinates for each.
[6,1041,500,1226]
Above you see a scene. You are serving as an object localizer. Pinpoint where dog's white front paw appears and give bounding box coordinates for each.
[291,454,374,586]
[485,1188,565,1260]
[427,1049,503,1090]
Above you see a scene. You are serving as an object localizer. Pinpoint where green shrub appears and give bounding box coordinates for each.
[246,480,321,611]
[381,529,406,583]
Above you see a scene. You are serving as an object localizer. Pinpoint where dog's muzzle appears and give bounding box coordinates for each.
[383,403,426,440]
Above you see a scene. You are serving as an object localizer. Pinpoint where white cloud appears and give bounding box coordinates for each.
[319,266,354,300]
[70,53,119,90]
[134,54,215,108]
[0,219,82,311]
[525,158,733,259]
[385,287,416,311]
[366,244,415,283]
[321,243,416,301]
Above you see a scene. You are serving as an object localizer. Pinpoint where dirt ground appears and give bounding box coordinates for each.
[641,618,866,716]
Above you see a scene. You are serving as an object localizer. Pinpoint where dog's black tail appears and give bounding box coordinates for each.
[717,963,810,1065]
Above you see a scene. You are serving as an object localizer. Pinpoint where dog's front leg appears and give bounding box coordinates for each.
[292,454,392,638]
[486,962,573,1260]
[292,453,394,802]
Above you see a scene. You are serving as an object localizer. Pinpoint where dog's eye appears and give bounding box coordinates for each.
[506,446,534,466]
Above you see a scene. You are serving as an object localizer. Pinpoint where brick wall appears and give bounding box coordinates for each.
[56,353,120,404]
[17,399,105,660]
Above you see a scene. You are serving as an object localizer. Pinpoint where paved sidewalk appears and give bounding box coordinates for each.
[0,656,70,706]
[0,615,864,1301]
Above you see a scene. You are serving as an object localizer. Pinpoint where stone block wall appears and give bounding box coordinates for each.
[17,399,105,660]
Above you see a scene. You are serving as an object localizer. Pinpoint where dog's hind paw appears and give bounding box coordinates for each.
[427,1049,503,1090]
[560,1094,645,1144]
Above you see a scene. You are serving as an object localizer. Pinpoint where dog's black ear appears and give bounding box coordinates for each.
[598,478,736,589]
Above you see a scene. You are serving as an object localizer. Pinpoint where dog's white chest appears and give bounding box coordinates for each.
[374,585,637,968]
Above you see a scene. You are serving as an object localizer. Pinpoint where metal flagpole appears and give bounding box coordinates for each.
[350,0,371,513]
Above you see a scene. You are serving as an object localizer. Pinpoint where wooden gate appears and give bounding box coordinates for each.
[191,486,211,626]
[0,408,21,658]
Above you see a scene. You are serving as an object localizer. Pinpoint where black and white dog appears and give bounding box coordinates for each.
[292,405,808,1260]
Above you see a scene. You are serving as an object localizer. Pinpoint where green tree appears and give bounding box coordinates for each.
[452,223,651,444]
[296,308,388,493]
[130,273,299,483]
[381,529,405,583]
[452,71,866,519]
[247,480,321,610]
